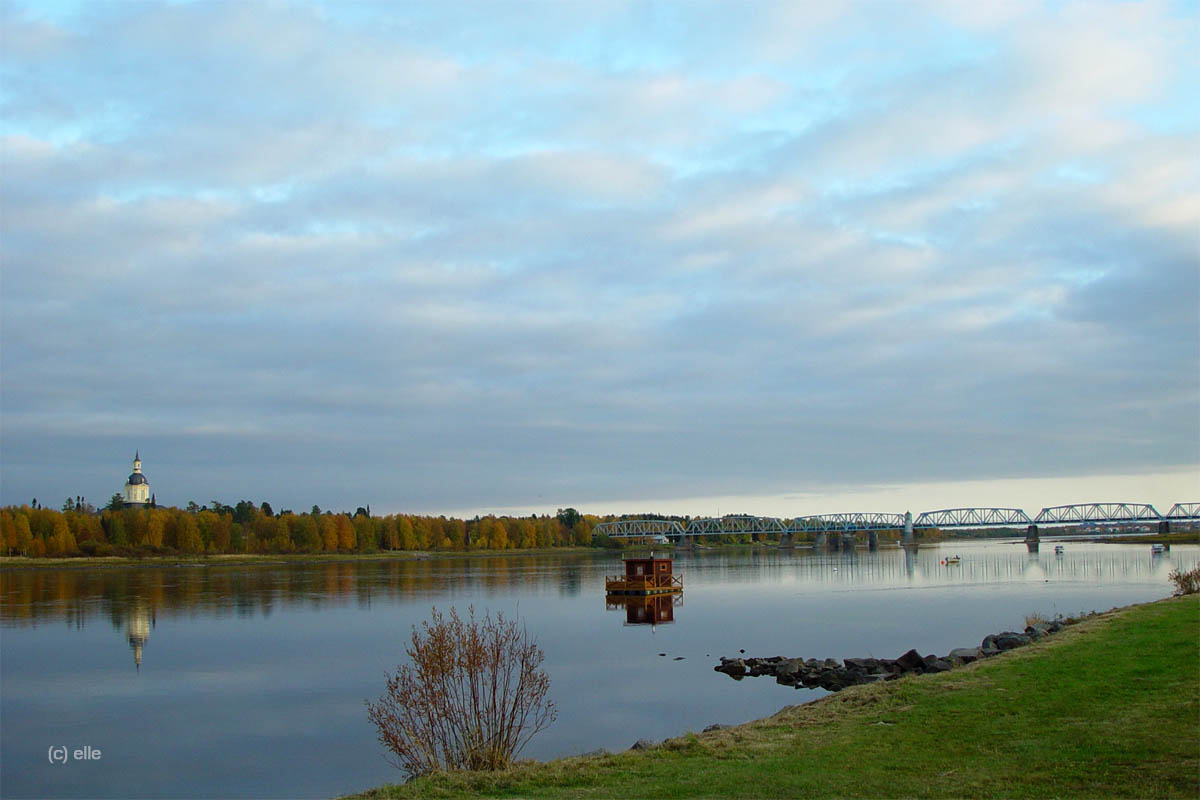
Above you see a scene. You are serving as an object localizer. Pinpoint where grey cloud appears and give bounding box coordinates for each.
[2,1,1196,512]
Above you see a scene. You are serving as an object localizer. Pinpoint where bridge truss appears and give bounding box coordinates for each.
[914,508,1032,528]
[591,519,686,538]
[1033,503,1162,525]
[687,515,787,536]
[789,513,905,533]
[1166,503,1200,519]
[593,502,1200,539]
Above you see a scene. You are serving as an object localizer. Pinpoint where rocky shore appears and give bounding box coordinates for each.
[714,619,1071,691]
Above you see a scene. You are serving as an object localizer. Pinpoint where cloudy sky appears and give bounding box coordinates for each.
[2,0,1197,518]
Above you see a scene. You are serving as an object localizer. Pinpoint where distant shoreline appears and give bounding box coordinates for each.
[0,546,600,572]
[3,532,1193,572]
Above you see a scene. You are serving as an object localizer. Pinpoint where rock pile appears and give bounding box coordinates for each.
[715,620,1066,691]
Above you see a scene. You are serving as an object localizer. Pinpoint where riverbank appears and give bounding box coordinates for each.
[0,547,598,572]
[349,594,1199,799]
[1091,530,1200,545]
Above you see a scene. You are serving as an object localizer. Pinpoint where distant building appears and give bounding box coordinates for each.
[122,452,151,507]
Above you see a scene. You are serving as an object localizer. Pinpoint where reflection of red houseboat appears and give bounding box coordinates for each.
[605,553,683,596]
[606,594,679,625]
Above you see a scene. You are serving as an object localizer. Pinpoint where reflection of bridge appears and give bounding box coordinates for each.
[592,503,1200,543]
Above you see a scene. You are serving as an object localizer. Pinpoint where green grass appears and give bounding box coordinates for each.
[347,595,1200,799]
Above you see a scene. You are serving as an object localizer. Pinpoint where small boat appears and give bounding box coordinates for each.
[1054,545,1064,555]
[942,555,961,565]
[1151,543,1166,555]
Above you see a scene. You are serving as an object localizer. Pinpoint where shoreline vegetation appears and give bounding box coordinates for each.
[0,501,931,567]
[2,531,1193,572]
[348,595,1199,799]
[2,498,1190,570]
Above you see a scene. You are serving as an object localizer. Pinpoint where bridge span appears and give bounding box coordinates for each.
[592,502,1200,543]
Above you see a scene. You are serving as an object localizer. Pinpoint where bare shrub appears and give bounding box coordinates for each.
[1024,612,1050,628]
[1168,566,1200,596]
[366,606,556,776]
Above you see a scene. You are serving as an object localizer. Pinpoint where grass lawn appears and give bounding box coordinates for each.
[349,594,1199,799]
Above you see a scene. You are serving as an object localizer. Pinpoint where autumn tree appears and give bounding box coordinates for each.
[176,513,204,554]
[397,516,416,550]
[353,514,375,552]
[336,515,356,551]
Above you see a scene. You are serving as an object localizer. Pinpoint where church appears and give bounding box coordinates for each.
[122,452,152,507]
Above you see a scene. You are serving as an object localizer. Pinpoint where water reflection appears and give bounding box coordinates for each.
[1,545,1191,631]
[0,553,607,628]
[126,601,154,672]
[1,544,1193,674]
[605,594,680,626]
[2,543,1196,800]
[679,542,1189,592]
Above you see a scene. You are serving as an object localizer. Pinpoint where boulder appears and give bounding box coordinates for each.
[715,658,746,678]
[1025,623,1053,639]
[702,724,728,733]
[630,739,657,751]
[799,671,823,688]
[948,647,984,664]
[775,658,805,682]
[925,658,953,673]
[895,648,926,672]
[993,632,1032,650]
[746,659,776,677]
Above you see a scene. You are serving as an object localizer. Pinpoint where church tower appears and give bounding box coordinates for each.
[123,451,151,507]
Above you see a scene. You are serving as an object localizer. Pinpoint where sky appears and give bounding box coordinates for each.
[1,0,1198,519]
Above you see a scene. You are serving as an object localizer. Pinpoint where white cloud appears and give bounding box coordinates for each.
[1,0,1196,512]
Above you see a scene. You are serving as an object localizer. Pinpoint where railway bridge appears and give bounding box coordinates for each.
[592,502,1199,548]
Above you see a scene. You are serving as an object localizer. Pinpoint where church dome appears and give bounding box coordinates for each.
[127,473,148,485]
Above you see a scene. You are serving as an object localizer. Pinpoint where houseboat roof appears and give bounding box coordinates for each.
[622,551,673,562]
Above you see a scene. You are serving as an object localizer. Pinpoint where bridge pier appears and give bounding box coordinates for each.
[814,532,828,549]
[903,511,914,544]
[1159,520,1171,535]
[1026,524,1039,541]
[780,532,794,548]
[868,531,878,550]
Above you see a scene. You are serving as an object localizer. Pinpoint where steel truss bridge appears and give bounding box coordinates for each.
[592,503,1200,539]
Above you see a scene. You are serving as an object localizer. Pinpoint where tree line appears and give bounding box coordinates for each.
[0,502,598,559]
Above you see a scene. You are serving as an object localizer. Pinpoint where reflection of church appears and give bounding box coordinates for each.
[125,603,154,671]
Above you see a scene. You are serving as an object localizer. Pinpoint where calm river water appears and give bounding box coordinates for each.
[2,539,1194,799]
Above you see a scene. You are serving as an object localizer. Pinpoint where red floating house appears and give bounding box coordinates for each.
[605,553,683,596]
